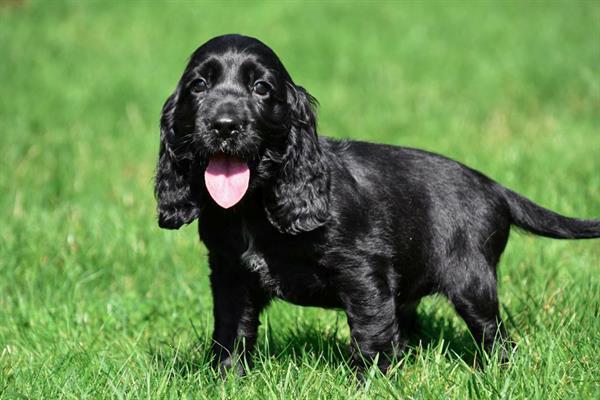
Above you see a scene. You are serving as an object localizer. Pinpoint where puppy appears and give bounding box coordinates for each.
[155,34,600,373]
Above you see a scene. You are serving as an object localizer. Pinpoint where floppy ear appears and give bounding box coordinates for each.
[263,84,330,235]
[154,92,201,229]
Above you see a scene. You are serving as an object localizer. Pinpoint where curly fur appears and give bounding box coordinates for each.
[155,34,600,374]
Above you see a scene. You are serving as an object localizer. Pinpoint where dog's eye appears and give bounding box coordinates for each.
[190,78,208,93]
[253,81,271,96]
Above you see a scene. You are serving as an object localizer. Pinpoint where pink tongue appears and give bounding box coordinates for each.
[204,154,250,209]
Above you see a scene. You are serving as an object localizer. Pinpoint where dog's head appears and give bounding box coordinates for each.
[155,34,330,234]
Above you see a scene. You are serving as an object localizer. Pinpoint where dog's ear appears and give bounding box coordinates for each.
[264,84,330,234]
[154,92,200,229]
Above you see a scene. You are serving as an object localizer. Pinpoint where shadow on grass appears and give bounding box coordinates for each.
[147,339,215,378]
[409,309,479,366]
[147,310,485,378]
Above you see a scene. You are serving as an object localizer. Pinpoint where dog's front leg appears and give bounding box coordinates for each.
[209,254,268,376]
[343,291,403,375]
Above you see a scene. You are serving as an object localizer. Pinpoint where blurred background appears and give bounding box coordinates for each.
[1,1,598,398]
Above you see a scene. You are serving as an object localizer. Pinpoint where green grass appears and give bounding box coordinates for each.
[1,1,599,398]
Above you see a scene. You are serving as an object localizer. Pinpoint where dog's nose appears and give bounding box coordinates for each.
[212,117,239,137]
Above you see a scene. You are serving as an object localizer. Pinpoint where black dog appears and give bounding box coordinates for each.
[155,34,600,373]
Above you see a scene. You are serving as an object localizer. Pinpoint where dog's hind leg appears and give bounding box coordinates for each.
[443,256,511,362]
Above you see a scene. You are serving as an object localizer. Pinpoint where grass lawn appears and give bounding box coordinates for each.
[1,1,599,398]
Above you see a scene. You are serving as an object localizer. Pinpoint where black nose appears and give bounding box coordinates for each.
[211,117,239,137]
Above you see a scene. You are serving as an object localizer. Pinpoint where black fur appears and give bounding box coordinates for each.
[155,34,600,374]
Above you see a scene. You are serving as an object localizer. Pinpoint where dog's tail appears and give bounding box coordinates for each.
[500,186,600,239]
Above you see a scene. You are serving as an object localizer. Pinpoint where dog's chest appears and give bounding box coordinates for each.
[239,221,338,307]
[240,234,282,296]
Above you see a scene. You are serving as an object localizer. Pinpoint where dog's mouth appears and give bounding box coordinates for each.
[204,153,250,209]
